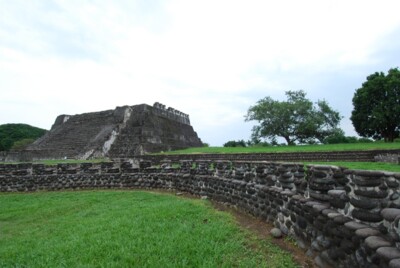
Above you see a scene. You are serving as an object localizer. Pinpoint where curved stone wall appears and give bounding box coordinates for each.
[1,160,400,267]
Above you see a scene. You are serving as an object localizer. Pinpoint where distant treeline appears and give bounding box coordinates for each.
[0,124,47,151]
[223,134,377,148]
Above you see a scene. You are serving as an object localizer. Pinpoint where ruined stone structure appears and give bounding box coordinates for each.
[141,149,400,164]
[2,159,400,267]
[5,103,202,161]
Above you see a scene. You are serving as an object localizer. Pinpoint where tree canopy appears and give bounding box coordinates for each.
[245,90,342,145]
[351,68,400,142]
[0,124,47,151]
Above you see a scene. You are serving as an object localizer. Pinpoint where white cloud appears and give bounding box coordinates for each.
[1,0,400,145]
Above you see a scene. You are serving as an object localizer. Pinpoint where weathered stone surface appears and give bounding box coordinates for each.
[350,198,379,210]
[355,228,381,238]
[365,236,392,250]
[297,216,307,229]
[327,212,341,219]
[322,209,338,216]
[353,177,382,187]
[387,180,400,188]
[333,215,352,225]
[330,198,346,209]
[340,239,356,254]
[377,247,400,261]
[305,201,323,207]
[313,204,331,213]
[353,170,385,177]
[328,189,346,197]
[391,193,400,201]
[389,258,400,268]
[352,209,384,223]
[310,192,332,201]
[381,208,400,222]
[354,189,388,198]
[270,228,282,238]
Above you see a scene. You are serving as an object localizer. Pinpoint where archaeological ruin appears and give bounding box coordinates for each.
[2,102,400,267]
[4,103,202,162]
[2,159,400,267]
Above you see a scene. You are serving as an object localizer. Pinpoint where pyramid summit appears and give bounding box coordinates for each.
[10,103,202,161]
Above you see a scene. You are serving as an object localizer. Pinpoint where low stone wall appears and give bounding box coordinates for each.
[1,161,400,267]
[375,154,400,164]
[4,149,69,162]
[137,149,400,164]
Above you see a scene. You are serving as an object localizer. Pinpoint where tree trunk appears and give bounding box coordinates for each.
[283,136,292,145]
[385,127,396,142]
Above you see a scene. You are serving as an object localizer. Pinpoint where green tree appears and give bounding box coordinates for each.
[11,138,36,150]
[245,90,342,145]
[351,68,400,142]
[0,124,47,151]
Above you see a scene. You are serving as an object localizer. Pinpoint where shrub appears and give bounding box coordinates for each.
[357,138,373,143]
[11,138,36,150]
[223,140,247,147]
[323,132,348,144]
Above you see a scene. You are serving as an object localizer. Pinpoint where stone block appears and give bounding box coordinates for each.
[350,198,379,210]
[365,236,393,250]
[352,209,384,223]
[355,228,381,238]
[354,189,388,199]
[389,258,400,268]
[377,247,400,261]
[381,208,400,222]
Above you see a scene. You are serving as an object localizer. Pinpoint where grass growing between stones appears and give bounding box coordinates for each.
[0,191,298,268]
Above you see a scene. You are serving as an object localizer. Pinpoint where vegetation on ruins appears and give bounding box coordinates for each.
[0,191,297,267]
[0,123,46,151]
[351,68,400,142]
[245,90,342,145]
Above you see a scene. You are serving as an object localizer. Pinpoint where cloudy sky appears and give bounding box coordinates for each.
[1,0,400,146]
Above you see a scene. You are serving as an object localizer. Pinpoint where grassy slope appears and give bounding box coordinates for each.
[157,143,400,172]
[0,191,297,268]
[304,162,400,173]
[161,142,400,155]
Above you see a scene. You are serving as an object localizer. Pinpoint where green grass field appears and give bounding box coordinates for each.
[157,142,400,172]
[159,142,400,155]
[0,191,298,268]
[305,162,400,172]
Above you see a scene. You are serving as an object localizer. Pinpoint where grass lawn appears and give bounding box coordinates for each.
[305,161,400,173]
[157,143,400,172]
[0,191,298,268]
[159,142,400,155]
